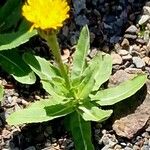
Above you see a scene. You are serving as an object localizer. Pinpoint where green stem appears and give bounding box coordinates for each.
[45,32,71,89]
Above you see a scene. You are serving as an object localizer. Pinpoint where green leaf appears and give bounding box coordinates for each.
[0,50,36,84]
[77,72,95,99]
[69,112,94,150]
[0,0,21,31]
[7,98,74,125]
[91,74,147,106]
[78,102,112,122]
[92,53,112,91]
[71,25,90,79]
[41,78,69,98]
[0,85,4,101]
[0,29,37,51]
[23,53,61,81]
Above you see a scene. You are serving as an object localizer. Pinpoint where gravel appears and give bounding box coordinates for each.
[1,0,150,149]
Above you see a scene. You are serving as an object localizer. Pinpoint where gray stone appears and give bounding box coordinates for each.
[132,56,145,68]
[136,38,146,45]
[110,36,121,44]
[118,49,129,56]
[101,145,111,150]
[73,0,86,14]
[124,147,133,150]
[75,15,89,26]
[125,25,138,34]
[125,68,143,74]
[122,54,132,61]
[124,34,137,40]
[146,126,150,132]
[143,6,150,15]
[141,145,150,150]
[138,15,150,25]
[144,30,150,43]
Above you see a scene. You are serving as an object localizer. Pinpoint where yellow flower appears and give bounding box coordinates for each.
[22,0,70,30]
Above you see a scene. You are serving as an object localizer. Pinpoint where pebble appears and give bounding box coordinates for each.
[133,145,140,150]
[136,38,146,45]
[124,147,133,150]
[75,15,89,26]
[144,30,150,43]
[111,53,123,65]
[121,38,130,50]
[132,45,141,52]
[73,0,86,15]
[132,56,145,68]
[125,68,143,74]
[122,54,132,61]
[124,34,137,40]
[138,15,150,25]
[118,49,129,56]
[141,145,150,150]
[125,25,138,34]
[143,6,150,15]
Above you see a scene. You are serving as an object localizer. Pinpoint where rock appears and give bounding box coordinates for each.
[124,147,133,150]
[118,49,129,56]
[73,0,86,15]
[124,34,137,40]
[136,38,146,45]
[62,26,69,37]
[75,15,89,26]
[113,81,150,139]
[143,6,150,15]
[101,145,111,150]
[110,36,121,44]
[125,68,143,74]
[122,54,132,61]
[147,40,150,52]
[121,38,130,50]
[138,15,150,25]
[133,145,140,150]
[61,49,70,61]
[132,44,141,52]
[89,48,98,58]
[109,70,134,87]
[111,53,123,65]
[132,56,145,68]
[144,30,150,43]
[125,25,138,34]
[142,57,150,65]
[141,145,150,150]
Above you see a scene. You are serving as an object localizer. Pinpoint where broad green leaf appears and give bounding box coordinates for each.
[0,29,37,51]
[41,78,69,98]
[77,71,95,99]
[7,98,74,125]
[92,53,112,91]
[71,25,90,79]
[0,85,4,101]
[23,53,61,81]
[69,112,94,150]
[0,0,21,31]
[78,102,112,122]
[0,50,36,84]
[91,74,147,106]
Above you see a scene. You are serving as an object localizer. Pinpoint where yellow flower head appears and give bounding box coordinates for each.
[22,0,70,30]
